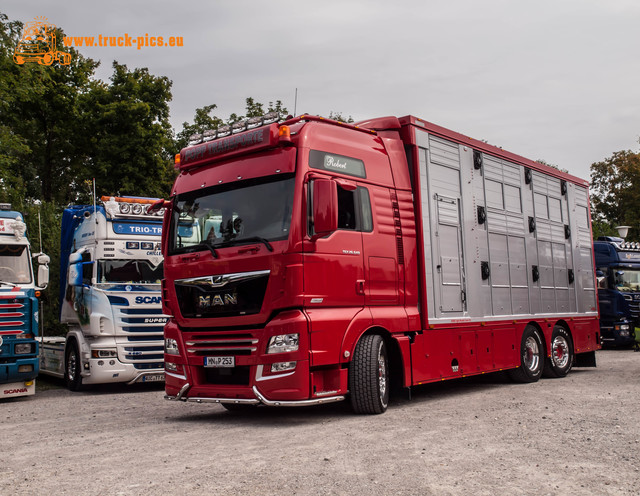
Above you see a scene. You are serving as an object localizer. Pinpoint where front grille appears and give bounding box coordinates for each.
[185,333,258,356]
[134,361,164,370]
[112,301,166,366]
[204,365,251,385]
[628,300,640,325]
[175,270,269,318]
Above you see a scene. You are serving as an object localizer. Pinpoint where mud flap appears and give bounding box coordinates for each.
[574,350,597,368]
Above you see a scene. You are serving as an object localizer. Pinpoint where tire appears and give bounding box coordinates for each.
[349,334,389,414]
[65,340,84,391]
[543,325,574,378]
[508,325,544,383]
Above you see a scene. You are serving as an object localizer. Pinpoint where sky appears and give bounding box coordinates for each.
[5,0,640,181]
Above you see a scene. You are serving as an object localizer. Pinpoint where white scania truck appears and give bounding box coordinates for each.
[39,196,167,390]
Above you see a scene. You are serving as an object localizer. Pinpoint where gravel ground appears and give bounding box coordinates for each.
[1,349,639,496]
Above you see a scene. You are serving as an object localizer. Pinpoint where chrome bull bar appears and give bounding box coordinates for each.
[165,384,345,407]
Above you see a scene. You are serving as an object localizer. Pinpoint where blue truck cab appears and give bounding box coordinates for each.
[0,203,49,398]
[594,236,640,346]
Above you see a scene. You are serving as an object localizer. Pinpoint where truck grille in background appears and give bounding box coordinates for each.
[112,306,167,366]
[0,299,29,338]
[174,270,269,318]
[628,300,640,325]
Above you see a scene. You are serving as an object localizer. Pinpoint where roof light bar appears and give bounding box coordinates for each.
[100,196,164,219]
[190,112,283,146]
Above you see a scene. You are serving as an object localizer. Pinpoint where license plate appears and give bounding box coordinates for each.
[141,374,164,382]
[204,356,235,368]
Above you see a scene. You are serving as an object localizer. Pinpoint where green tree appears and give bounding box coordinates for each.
[590,150,640,240]
[0,14,99,203]
[79,61,176,199]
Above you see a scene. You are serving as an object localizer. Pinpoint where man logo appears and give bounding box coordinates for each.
[198,293,238,309]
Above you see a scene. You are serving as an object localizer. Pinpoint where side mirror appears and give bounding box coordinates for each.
[38,264,49,288]
[311,179,337,240]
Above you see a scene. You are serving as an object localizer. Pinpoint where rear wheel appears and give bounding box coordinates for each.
[349,334,389,414]
[543,325,574,378]
[508,325,544,383]
[65,341,84,391]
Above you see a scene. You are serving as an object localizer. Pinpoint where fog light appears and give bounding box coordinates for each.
[15,343,33,354]
[165,362,183,374]
[271,361,296,373]
[18,364,33,373]
[165,338,180,355]
[98,360,104,366]
[267,334,299,354]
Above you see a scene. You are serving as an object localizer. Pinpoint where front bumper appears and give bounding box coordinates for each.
[165,383,344,407]
[83,358,164,385]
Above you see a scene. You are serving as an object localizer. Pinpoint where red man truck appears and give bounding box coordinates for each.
[159,113,600,414]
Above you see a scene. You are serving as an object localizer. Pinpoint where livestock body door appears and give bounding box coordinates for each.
[426,136,467,317]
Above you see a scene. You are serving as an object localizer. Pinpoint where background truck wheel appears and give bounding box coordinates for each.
[508,325,544,383]
[65,341,84,391]
[543,325,574,378]
[349,334,389,414]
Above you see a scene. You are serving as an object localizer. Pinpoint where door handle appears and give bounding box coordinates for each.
[356,280,365,295]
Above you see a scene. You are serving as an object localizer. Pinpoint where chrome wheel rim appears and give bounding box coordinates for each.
[377,343,387,405]
[552,335,570,368]
[524,335,540,372]
[67,350,77,381]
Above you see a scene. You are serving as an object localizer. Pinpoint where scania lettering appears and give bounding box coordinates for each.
[39,196,167,389]
[0,203,49,399]
[159,113,600,414]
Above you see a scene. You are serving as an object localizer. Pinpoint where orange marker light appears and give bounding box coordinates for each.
[174,154,181,168]
[278,125,291,142]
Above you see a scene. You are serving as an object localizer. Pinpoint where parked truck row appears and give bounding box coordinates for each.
[3,112,637,411]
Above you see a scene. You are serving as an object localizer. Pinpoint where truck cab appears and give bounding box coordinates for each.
[40,196,166,389]
[0,203,49,399]
[594,236,640,346]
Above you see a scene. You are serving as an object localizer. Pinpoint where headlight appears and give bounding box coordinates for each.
[15,343,34,354]
[165,338,180,355]
[91,349,117,358]
[267,333,299,354]
[615,324,630,331]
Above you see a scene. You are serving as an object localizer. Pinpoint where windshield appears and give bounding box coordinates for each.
[0,244,32,284]
[614,269,640,292]
[97,259,163,284]
[169,175,295,255]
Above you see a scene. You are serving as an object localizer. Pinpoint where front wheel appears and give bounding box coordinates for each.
[65,341,84,391]
[543,326,574,378]
[508,325,544,383]
[349,334,389,414]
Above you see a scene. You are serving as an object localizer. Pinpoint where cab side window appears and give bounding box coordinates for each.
[337,185,373,233]
[337,187,357,230]
[81,252,92,286]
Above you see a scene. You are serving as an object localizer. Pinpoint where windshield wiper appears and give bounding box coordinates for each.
[217,237,274,252]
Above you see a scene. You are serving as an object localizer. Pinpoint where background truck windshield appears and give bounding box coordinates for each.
[0,245,32,284]
[614,269,640,292]
[170,175,295,254]
[98,259,163,284]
